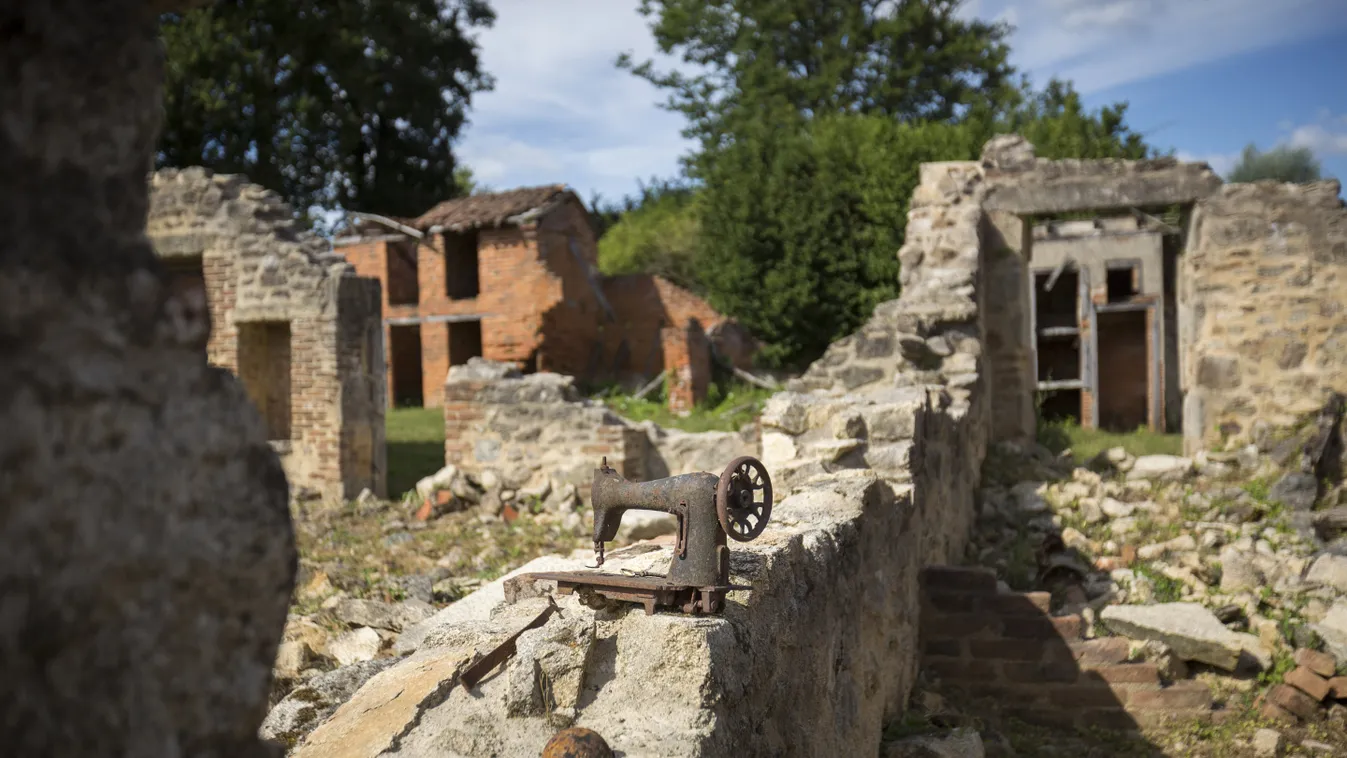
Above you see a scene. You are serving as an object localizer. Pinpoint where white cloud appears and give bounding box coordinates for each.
[451,0,1347,205]
[454,0,694,204]
[1286,113,1347,156]
[991,0,1347,94]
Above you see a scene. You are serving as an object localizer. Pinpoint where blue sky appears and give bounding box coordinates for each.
[454,0,1347,203]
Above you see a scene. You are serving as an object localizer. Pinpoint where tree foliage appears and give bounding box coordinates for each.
[158,0,495,222]
[1226,143,1323,184]
[620,0,1016,169]
[615,1,1159,367]
[596,185,702,291]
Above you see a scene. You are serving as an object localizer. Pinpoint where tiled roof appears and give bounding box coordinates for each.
[411,184,573,231]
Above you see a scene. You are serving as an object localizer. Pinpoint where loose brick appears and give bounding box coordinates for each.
[925,591,978,613]
[1286,666,1332,702]
[1000,617,1058,640]
[1265,684,1320,721]
[1002,659,1079,683]
[968,639,1047,661]
[1082,663,1160,685]
[1125,681,1213,711]
[1328,676,1347,699]
[983,592,1052,615]
[921,566,998,594]
[1052,615,1084,640]
[1071,638,1130,666]
[1047,684,1124,709]
[1296,648,1338,678]
[1259,700,1300,725]
[921,612,1001,639]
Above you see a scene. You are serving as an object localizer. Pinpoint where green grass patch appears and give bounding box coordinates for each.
[1038,419,1183,462]
[386,407,446,499]
[593,379,774,433]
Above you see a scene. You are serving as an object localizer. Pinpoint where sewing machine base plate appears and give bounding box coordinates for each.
[527,571,749,616]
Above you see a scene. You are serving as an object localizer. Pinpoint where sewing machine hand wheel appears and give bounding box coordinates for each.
[716,456,772,542]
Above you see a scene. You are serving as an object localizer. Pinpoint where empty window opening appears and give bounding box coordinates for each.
[444,231,480,299]
[386,239,420,306]
[237,321,292,441]
[448,320,483,367]
[1106,262,1141,303]
[1096,310,1150,432]
[1037,338,1082,383]
[389,324,424,407]
[1038,388,1082,425]
[1033,268,1079,330]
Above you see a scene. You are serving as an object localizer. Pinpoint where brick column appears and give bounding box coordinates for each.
[443,381,485,465]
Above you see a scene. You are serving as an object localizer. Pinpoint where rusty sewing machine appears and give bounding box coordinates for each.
[527,455,773,616]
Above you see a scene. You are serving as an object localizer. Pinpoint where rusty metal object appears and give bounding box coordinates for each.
[541,727,613,758]
[717,455,772,542]
[459,597,559,690]
[529,456,773,616]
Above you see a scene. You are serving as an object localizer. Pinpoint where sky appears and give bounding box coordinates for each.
[453,0,1347,204]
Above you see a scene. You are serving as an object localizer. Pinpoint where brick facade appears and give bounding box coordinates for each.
[337,189,756,411]
[148,168,387,502]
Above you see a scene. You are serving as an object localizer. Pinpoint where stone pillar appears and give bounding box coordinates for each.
[0,3,296,755]
[980,210,1037,441]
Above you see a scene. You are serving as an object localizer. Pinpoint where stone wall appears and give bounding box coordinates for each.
[1181,180,1347,453]
[440,358,758,497]
[1,2,296,754]
[148,169,387,501]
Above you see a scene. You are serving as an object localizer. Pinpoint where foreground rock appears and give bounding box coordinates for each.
[1103,594,1252,671]
[1,3,297,756]
[883,728,984,758]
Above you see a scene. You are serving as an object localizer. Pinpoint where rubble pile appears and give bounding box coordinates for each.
[967,400,1347,732]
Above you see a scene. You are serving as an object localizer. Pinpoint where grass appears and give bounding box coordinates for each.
[592,379,775,433]
[386,406,445,499]
[1038,418,1183,462]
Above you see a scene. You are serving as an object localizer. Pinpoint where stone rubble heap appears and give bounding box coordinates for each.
[966,397,1347,728]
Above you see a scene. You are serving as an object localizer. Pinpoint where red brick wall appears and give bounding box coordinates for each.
[661,321,712,413]
[336,198,752,410]
[920,566,1216,730]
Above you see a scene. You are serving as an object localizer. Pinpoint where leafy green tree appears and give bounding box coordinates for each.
[1227,143,1322,184]
[157,0,495,222]
[597,187,702,290]
[694,115,983,367]
[986,78,1153,160]
[619,0,1017,169]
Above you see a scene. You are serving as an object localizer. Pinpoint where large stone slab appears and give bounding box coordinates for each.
[1101,603,1247,670]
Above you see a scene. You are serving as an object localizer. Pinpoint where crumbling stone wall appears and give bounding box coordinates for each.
[0,2,296,755]
[148,169,387,500]
[1181,180,1347,453]
[441,358,757,497]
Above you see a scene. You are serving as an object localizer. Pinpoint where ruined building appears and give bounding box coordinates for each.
[334,185,754,413]
[1029,214,1183,432]
[148,169,388,501]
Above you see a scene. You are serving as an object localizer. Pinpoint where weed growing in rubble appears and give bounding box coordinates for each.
[1134,563,1184,603]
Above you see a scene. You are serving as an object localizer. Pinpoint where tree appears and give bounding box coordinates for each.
[158,0,495,223]
[986,77,1152,160]
[619,0,1017,170]
[596,186,702,291]
[1227,143,1322,184]
[695,115,984,367]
